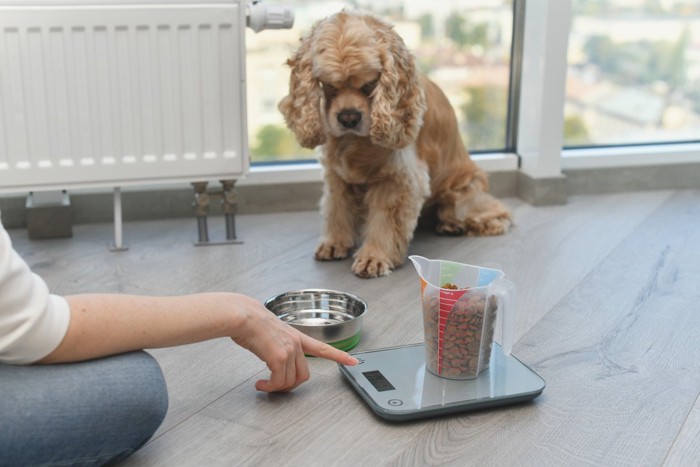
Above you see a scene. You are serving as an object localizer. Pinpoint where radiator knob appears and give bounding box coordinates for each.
[247,1,294,32]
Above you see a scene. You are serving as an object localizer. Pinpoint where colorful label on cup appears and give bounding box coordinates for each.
[439,261,463,288]
[437,288,468,375]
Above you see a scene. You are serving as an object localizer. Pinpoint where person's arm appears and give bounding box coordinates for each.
[39,292,357,392]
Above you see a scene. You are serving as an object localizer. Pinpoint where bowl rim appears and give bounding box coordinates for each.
[264,288,368,322]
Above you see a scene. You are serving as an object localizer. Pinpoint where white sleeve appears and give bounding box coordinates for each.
[0,217,71,364]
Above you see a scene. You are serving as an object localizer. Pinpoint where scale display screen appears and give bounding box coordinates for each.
[339,343,545,422]
[362,370,395,392]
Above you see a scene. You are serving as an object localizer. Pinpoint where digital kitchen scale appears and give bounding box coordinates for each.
[338,343,545,422]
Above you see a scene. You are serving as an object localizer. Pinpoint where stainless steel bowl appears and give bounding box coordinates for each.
[264,289,367,351]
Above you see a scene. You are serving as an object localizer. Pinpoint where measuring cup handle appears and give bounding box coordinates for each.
[493,278,516,356]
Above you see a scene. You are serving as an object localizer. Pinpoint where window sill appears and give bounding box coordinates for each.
[239,152,520,186]
[562,143,700,170]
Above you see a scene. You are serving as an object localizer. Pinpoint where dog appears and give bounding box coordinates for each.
[278,11,512,278]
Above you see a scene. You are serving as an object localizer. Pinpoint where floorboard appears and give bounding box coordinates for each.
[665,395,700,466]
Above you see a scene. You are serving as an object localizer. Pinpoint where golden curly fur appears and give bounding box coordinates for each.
[279,11,512,278]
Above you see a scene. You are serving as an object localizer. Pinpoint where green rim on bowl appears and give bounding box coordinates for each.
[329,331,362,352]
[305,331,361,357]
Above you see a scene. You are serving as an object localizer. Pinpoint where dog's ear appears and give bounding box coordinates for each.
[369,22,427,149]
[278,28,326,149]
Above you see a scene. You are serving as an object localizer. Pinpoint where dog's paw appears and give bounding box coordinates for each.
[315,242,351,261]
[351,255,393,278]
[435,222,465,236]
[465,214,512,237]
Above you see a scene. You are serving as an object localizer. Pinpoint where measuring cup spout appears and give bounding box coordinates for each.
[408,255,429,280]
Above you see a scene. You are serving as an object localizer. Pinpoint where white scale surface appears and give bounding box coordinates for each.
[338,343,545,421]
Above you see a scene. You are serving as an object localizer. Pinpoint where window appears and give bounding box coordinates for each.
[564,0,700,148]
[245,0,515,163]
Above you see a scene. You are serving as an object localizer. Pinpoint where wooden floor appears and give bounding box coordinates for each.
[9,189,700,466]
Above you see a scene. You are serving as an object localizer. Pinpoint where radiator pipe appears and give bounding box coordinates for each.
[221,180,238,240]
[192,182,210,244]
[110,187,128,251]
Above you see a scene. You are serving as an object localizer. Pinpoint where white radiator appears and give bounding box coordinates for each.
[0,1,249,194]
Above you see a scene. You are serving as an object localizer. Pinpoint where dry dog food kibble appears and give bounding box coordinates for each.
[422,290,497,379]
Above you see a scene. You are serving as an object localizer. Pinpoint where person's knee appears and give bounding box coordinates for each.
[103,352,168,463]
[136,351,169,414]
[92,351,169,464]
[126,351,169,437]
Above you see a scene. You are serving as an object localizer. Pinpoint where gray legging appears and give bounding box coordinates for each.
[0,351,168,466]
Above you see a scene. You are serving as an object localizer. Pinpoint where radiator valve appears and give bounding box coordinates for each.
[247,1,294,32]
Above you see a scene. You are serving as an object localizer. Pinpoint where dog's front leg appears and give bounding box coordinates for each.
[352,171,429,278]
[315,172,358,261]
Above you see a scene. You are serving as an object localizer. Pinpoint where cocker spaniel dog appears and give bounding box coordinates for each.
[279,11,512,278]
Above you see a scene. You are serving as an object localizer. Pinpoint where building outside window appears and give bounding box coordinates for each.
[565,0,700,148]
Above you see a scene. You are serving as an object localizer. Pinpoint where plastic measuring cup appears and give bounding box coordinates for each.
[409,255,516,380]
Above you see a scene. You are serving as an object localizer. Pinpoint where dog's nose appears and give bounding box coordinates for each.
[337,109,362,129]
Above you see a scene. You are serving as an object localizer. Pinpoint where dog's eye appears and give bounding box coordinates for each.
[360,80,378,97]
[320,82,338,98]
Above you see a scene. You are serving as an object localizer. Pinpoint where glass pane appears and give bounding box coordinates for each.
[565,1,700,147]
[246,1,514,163]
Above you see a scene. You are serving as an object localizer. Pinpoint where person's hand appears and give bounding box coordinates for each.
[228,294,359,392]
